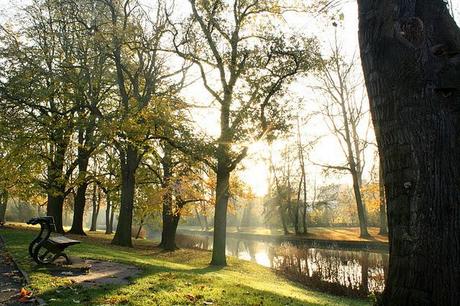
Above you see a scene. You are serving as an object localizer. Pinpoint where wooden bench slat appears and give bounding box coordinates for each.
[49,236,81,245]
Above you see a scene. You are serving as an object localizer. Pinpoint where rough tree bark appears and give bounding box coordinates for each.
[105,191,112,234]
[68,181,88,235]
[360,252,369,295]
[46,139,69,234]
[159,212,181,250]
[210,156,231,266]
[68,149,89,235]
[90,183,101,231]
[112,145,138,247]
[158,144,178,251]
[0,190,8,224]
[68,119,97,235]
[109,201,115,234]
[358,0,460,304]
[378,160,388,235]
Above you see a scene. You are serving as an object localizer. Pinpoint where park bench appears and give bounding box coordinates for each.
[27,216,80,265]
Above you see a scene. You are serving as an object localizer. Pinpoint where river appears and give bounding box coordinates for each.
[175,232,388,297]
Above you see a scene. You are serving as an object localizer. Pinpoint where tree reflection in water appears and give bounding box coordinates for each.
[175,234,388,297]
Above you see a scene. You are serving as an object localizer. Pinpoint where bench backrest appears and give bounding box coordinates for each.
[27,216,57,239]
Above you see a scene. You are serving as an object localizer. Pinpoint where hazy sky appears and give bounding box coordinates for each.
[1,0,459,196]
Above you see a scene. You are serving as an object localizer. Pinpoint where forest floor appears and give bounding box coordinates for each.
[0,225,371,306]
[179,226,389,242]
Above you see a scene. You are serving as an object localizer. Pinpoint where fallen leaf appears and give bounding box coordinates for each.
[185,293,197,302]
[18,288,33,302]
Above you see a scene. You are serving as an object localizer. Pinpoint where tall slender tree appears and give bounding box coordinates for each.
[172,0,321,265]
[67,0,113,235]
[97,0,184,247]
[315,36,371,238]
[0,0,88,232]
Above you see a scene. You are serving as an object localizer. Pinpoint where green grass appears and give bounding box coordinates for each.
[0,227,371,306]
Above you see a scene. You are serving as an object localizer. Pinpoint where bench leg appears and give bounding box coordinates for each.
[56,253,72,265]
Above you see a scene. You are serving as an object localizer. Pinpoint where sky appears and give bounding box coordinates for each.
[176,1,367,197]
[236,0,460,196]
[1,0,459,197]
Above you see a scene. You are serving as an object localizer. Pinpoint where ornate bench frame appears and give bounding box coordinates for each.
[27,216,80,264]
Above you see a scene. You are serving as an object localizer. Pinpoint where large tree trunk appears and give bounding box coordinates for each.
[159,212,180,251]
[68,129,92,235]
[90,183,101,231]
[68,181,88,235]
[105,191,112,234]
[47,193,65,233]
[46,127,71,234]
[378,160,388,235]
[112,145,138,247]
[210,159,231,266]
[46,160,67,233]
[109,201,115,234]
[358,1,460,304]
[159,189,176,250]
[351,171,370,238]
[360,251,369,295]
[158,143,180,251]
[0,190,8,224]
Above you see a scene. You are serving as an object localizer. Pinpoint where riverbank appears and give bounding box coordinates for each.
[178,226,389,251]
[0,225,371,305]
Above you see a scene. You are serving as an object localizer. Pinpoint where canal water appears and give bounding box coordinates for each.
[175,233,388,297]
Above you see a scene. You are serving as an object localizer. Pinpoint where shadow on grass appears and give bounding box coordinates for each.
[33,272,344,306]
[0,226,369,306]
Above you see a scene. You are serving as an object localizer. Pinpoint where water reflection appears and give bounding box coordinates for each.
[175,234,388,297]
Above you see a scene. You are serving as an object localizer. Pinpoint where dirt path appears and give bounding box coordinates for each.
[48,258,141,288]
[0,235,28,306]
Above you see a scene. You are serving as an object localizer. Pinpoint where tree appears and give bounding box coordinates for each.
[133,182,163,240]
[155,144,211,251]
[315,35,371,238]
[377,160,387,235]
[67,0,114,235]
[95,0,183,247]
[89,182,102,231]
[172,0,320,265]
[358,0,460,304]
[296,116,309,234]
[0,0,88,232]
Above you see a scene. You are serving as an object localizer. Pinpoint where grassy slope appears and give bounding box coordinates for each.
[0,227,371,306]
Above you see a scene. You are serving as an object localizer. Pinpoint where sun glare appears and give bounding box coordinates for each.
[238,142,270,197]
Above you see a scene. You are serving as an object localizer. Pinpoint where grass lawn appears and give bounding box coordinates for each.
[0,226,371,306]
